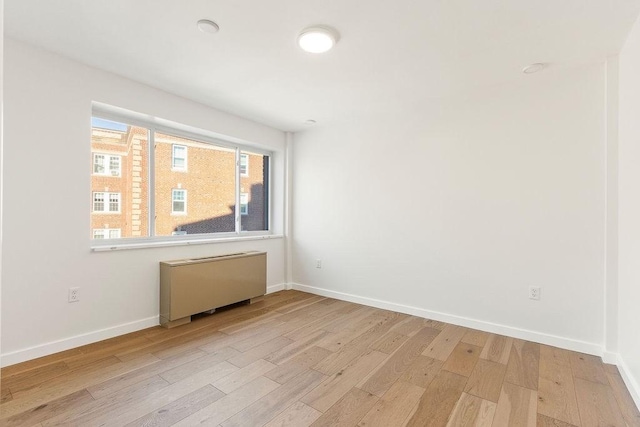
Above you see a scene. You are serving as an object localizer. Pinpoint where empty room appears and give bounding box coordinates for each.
[1,0,640,426]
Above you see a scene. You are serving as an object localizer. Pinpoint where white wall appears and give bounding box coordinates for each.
[0,39,287,366]
[292,64,607,354]
[618,13,640,407]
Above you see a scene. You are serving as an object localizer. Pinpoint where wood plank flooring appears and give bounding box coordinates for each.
[1,290,638,426]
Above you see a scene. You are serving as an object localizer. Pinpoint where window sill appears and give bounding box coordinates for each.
[91,233,283,252]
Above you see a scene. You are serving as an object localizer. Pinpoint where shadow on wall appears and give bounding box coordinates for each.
[174,183,268,234]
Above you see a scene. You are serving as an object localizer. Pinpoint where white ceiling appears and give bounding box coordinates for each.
[5,0,640,131]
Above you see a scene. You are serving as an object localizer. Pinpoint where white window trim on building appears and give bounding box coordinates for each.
[172,189,187,215]
[93,153,122,176]
[240,192,249,215]
[92,191,121,213]
[240,153,249,177]
[93,229,122,239]
[172,144,187,171]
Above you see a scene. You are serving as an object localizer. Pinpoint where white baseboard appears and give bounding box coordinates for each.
[1,284,290,368]
[0,316,159,368]
[602,351,619,364]
[616,355,640,411]
[291,283,603,357]
[267,283,286,294]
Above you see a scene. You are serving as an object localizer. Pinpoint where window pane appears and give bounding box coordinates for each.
[155,133,236,236]
[109,156,121,176]
[109,193,120,212]
[240,152,269,231]
[91,118,150,239]
[172,189,186,214]
[93,229,121,239]
[240,193,248,215]
[93,192,105,212]
[240,153,248,176]
[172,145,187,170]
[94,154,105,174]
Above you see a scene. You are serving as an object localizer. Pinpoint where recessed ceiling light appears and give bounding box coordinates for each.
[298,26,339,53]
[305,119,317,125]
[197,19,219,34]
[523,63,546,74]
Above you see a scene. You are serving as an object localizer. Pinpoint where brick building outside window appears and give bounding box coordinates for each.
[90,118,269,240]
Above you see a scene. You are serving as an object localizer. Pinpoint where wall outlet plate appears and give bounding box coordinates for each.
[529,286,541,300]
[69,287,80,303]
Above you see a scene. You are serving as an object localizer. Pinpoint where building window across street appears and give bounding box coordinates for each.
[92,192,120,213]
[172,189,187,214]
[240,153,249,176]
[93,153,121,176]
[240,192,249,215]
[93,229,121,239]
[172,144,187,171]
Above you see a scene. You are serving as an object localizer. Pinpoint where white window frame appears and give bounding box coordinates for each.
[240,192,249,215]
[93,229,121,239]
[171,189,187,215]
[92,191,121,213]
[240,153,249,177]
[93,153,121,176]
[91,107,274,250]
[172,144,187,171]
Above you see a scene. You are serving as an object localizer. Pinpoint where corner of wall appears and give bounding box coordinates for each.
[604,55,620,356]
[616,354,640,411]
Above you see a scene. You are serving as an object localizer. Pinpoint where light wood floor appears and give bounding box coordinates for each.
[1,290,638,426]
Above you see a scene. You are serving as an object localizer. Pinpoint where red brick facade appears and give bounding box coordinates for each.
[90,124,267,239]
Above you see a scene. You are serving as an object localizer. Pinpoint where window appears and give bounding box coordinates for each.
[93,229,121,239]
[240,193,249,215]
[91,111,271,243]
[91,118,150,239]
[240,151,269,232]
[109,156,121,176]
[93,192,120,213]
[172,189,187,214]
[172,145,187,171]
[93,153,121,176]
[240,153,249,176]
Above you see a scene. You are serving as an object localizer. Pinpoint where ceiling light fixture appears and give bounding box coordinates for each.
[298,26,339,53]
[305,119,317,125]
[197,19,219,34]
[522,63,546,74]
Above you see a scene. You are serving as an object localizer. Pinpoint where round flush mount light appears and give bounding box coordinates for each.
[197,19,220,34]
[304,119,317,125]
[522,63,546,74]
[298,26,339,53]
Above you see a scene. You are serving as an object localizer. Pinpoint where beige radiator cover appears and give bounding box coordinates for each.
[160,251,267,328]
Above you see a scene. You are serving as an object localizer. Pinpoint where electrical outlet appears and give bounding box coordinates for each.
[529,286,541,301]
[316,259,322,269]
[68,287,80,303]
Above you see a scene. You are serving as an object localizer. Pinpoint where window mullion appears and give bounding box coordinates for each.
[235,147,241,234]
[148,128,156,237]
